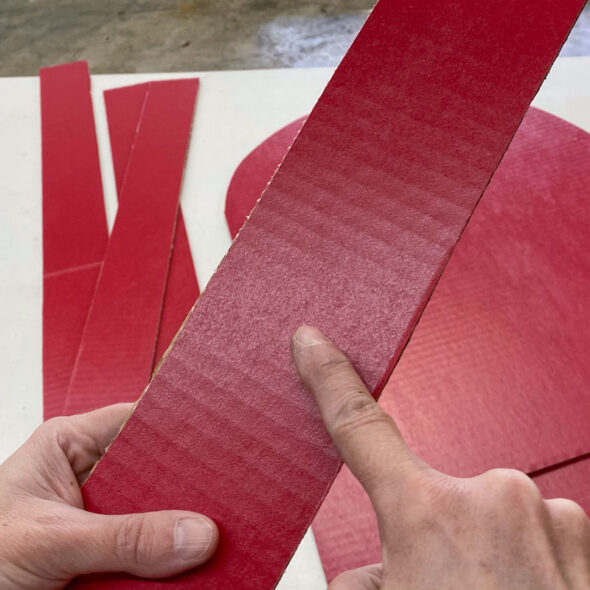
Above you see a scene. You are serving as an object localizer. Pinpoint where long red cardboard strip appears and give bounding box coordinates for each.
[63,79,198,415]
[72,2,585,588]
[313,107,590,578]
[225,116,306,239]
[104,82,200,365]
[41,61,108,420]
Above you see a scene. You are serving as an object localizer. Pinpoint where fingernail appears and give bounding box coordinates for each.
[293,325,331,348]
[174,517,215,561]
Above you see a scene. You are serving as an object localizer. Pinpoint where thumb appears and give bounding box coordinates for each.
[328,564,383,590]
[68,509,218,578]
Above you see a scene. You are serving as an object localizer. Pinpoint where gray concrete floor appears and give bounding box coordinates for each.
[0,1,589,76]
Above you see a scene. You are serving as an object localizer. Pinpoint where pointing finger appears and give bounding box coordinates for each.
[291,325,423,501]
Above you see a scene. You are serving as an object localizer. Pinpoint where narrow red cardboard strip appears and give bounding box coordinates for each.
[72,1,585,588]
[313,107,590,578]
[63,79,198,415]
[41,61,108,420]
[104,82,200,365]
[225,116,306,239]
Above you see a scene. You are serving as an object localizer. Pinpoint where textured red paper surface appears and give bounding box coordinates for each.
[225,117,306,238]
[313,107,590,578]
[72,1,585,588]
[64,79,198,415]
[104,82,200,364]
[41,61,108,420]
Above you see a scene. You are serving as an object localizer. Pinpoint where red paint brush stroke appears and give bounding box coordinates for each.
[225,117,306,239]
[70,1,585,588]
[41,61,108,420]
[314,107,590,579]
[105,82,200,365]
[63,79,198,415]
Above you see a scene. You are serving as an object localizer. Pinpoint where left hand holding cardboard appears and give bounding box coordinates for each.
[0,404,218,590]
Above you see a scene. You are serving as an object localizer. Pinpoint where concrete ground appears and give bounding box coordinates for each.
[1,1,589,77]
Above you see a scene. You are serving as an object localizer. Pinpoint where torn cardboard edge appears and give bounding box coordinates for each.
[225,116,307,239]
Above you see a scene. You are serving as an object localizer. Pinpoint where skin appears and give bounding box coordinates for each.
[0,325,588,588]
[292,326,590,590]
[0,404,218,589]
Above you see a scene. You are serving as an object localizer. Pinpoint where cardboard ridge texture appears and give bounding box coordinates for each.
[70,1,585,588]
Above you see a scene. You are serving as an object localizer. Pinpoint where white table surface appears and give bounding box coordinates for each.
[1,58,589,587]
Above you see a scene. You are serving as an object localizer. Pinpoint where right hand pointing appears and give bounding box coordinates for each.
[292,325,590,590]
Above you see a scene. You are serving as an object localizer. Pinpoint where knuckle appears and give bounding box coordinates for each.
[547,498,589,525]
[546,498,590,550]
[470,470,555,531]
[36,416,69,439]
[116,515,158,567]
[331,392,390,436]
[31,417,74,453]
[314,355,353,381]
[38,416,78,445]
[478,468,541,505]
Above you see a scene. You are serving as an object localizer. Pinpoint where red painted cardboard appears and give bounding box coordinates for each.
[225,109,590,577]
[40,61,108,420]
[103,83,147,194]
[389,108,590,476]
[63,79,198,415]
[313,107,590,579]
[104,83,200,364]
[71,1,585,588]
[225,117,306,238]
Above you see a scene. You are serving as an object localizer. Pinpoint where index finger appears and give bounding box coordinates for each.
[291,325,423,500]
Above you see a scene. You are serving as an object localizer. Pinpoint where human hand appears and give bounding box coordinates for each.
[0,404,218,590]
[292,326,590,590]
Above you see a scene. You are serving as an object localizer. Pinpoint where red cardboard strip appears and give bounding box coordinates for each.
[313,107,590,579]
[225,117,306,238]
[41,61,108,420]
[71,1,584,588]
[103,83,147,193]
[63,79,198,415]
[154,204,199,362]
[104,83,200,364]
